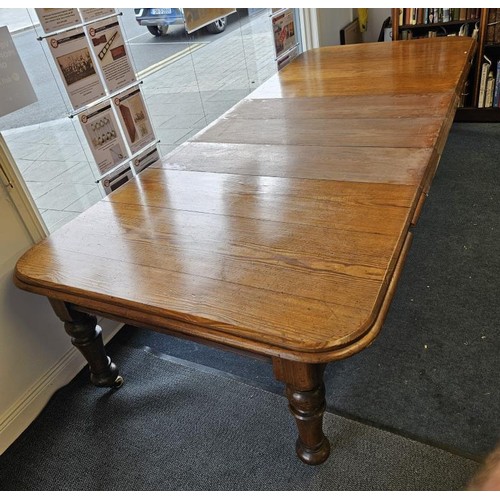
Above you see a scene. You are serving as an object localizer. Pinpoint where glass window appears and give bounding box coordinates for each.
[0,8,281,233]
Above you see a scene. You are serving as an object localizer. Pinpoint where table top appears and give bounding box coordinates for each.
[15,37,475,363]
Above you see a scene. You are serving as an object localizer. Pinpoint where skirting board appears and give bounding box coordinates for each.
[0,318,123,455]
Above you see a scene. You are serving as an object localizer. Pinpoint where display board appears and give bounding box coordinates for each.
[113,86,154,153]
[80,8,116,23]
[101,164,133,194]
[132,145,161,174]
[79,101,128,175]
[271,9,299,69]
[47,27,106,109]
[35,8,82,34]
[35,8,159,193]
[87,18,136,93]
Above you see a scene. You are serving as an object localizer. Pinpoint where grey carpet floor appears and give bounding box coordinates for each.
[0,345,480,491]
[117,122,500,459]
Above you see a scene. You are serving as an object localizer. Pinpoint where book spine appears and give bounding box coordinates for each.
[478,62,490,108]
[418,8,425,25]
[485,71,495,108]
[494,60,500,107]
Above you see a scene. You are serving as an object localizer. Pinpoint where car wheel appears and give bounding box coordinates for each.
[147,25,165,37]
[206,17,227,34]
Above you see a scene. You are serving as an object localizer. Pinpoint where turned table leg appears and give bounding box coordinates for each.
[273,358,330,465]
[50,300,123,388]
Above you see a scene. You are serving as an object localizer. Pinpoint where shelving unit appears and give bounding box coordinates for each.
[391,8,500,122]
[458,6,500,122]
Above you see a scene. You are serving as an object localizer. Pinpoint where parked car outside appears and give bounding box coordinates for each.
[134,8,228,36]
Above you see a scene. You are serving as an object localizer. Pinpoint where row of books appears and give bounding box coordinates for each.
[397,8,480,27]
[478,57,500,108]
[486,8,500,44]
[400,23,473,40]
[400,31,448,40]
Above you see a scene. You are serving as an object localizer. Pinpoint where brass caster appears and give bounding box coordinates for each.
[113,375,124,388]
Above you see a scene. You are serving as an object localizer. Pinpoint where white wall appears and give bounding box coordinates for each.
[0,182,68,451]
[364,8,392,43]
[313,8,392,47]
[316,8,353,46]
[0,180,120,453]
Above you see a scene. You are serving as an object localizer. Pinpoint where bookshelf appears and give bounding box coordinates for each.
[392,8,500,121]
[392,8,480,40]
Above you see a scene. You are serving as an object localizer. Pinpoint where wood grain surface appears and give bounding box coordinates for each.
[160,142,435,186]
[250,37,474,98]
[15,37,475,362]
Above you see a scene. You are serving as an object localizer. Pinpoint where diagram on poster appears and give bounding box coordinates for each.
[113,86,154,154]
[132,146,160,174]
[272,9,296,60]
[80,101,128,175]
[80,8,116,23]
[87,18,136,93]
[48,28,105,110]
[35,8,82,34]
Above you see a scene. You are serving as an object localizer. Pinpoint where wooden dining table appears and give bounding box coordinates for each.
[15,37,475,465]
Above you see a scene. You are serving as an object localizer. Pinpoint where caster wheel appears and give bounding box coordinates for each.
[113,375,124,388]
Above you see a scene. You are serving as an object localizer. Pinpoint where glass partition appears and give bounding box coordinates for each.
[0,8,280,233]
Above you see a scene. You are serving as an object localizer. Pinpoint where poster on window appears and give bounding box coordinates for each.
[132,145,161,175]
[80,101,128,175]
[113,86,154,154]
[79,8,116,23]
[47,28,105,110]
[35,8,82,34]
[101,164,133,194]
[87,18,136,93]
[272,9,296,60]
[277,45,299,71]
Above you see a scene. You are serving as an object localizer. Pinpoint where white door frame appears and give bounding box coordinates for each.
[298,8,320,51]
[0,134,47,243]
